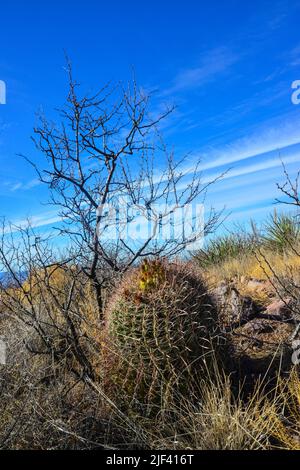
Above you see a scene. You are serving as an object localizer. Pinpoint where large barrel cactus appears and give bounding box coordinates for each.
[102,259,219,414]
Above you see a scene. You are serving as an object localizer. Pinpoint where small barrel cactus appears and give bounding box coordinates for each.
[102,259,219,414]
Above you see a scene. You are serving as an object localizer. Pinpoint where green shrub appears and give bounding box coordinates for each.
[195,233,257,268]
[262,212,299,252]
[102,259,219,415]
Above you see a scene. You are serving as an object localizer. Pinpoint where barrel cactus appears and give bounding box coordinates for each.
[102,259,219,414]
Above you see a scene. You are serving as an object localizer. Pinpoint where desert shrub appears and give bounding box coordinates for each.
[101,259,221,416]
[195,233,257,268]
[262,212,299,253]
[0,313,126,450]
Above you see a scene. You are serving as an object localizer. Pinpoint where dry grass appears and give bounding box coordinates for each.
[147,371,277,450]
[270,369,300,450]
[203,245,300,285]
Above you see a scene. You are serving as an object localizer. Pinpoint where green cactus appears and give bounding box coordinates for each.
[102,260,219,415]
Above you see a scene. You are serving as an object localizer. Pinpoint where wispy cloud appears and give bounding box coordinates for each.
[203,152,300,186]
[178,113,300,177]
[5,178,40,192]
[10,182,23,192]
[289,43,300,66]
[11,210,62,230]
[225,204,276,223]
[161,47,239,96]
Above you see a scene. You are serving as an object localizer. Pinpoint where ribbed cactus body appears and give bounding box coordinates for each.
[102,260,218,413]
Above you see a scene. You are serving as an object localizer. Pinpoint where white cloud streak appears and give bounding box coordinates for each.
[161,47,239,96]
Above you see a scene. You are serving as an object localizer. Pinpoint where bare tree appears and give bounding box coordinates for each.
[25,64,223,316]
[0,221,97,381]
[275,161,300,213]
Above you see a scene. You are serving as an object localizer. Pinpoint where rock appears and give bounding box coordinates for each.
[246,279,272,290]
[229,318,294,377]
[213,282,258,331]
[265,298,292,320]
[240,278,275,303]
[247,279,265,290]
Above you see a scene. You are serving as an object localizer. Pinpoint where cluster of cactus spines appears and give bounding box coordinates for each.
[102,259,218,414]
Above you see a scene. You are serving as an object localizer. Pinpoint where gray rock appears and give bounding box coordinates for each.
[213,282,258,331]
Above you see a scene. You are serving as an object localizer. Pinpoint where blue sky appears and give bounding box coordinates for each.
[0,0,300,241]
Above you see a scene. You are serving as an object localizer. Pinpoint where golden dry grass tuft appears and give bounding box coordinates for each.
[270,369,300,450]
[148,374,276,449]
[203,244,300,286]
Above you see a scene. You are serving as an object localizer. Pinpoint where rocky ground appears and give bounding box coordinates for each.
[212,278,298,379]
